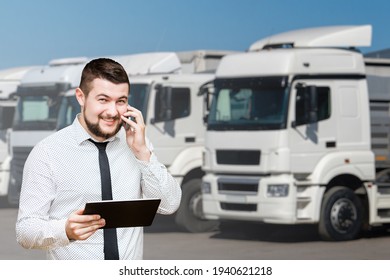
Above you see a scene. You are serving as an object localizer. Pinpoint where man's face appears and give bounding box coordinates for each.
[77,78,129,141]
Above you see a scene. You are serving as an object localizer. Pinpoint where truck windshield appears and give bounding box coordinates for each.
[208,76,289,131]
[128,83,150,119]
[13,83,69,131]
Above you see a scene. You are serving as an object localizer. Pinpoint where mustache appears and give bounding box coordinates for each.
[98,114,121,121]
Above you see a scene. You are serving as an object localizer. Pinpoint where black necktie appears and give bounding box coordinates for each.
[89,139,119,260]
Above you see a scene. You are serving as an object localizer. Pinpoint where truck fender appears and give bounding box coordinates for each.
[309,150,375,184]
[307,151,374,222]
[167,146,203,179]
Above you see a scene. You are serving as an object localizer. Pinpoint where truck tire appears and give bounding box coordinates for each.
[175,178,219,233]
[318,186,362,241]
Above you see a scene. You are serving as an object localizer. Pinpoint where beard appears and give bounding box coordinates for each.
[84,108,123,140]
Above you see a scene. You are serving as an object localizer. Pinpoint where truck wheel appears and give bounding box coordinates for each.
[319,186,362,241]
[175,179,219,233]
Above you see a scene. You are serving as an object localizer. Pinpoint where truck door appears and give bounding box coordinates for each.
[288,80,336,173]
[147,83,202,166]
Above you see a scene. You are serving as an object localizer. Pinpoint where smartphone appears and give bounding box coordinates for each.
[123,116,136,130]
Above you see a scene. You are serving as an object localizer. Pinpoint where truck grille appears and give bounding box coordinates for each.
[216,150,260,165]
[218,180,258,195]
[220,202,257,212]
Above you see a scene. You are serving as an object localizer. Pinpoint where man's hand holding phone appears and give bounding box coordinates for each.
[121,105,151,162]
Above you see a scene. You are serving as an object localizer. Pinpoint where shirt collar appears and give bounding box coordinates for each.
[72,114,124,145]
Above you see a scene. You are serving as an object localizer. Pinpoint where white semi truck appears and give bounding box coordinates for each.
[0,67,39,161]
[2,51,232,232]
[201,25,390,241]
[128,73,217,232]
[0,66,39,203]
[112,50,232,232]
[4,57,89,205]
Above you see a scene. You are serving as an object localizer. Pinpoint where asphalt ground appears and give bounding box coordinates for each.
[1,206,390,260]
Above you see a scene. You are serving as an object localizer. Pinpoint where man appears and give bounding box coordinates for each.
[16,58,181,259]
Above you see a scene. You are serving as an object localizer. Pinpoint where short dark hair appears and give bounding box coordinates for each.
[79,58,130,95]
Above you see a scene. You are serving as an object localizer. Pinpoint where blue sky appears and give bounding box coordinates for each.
[0,0,388,69]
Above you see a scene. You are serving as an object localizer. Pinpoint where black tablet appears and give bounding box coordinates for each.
[83,198,161,228]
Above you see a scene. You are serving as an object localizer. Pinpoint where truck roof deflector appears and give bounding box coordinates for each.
[249,25,372,51]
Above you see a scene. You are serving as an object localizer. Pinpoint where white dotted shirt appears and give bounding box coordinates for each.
[16,115,181,260]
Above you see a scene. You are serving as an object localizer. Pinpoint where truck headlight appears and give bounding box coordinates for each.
[267,184,289,197]
[201,181,211,194]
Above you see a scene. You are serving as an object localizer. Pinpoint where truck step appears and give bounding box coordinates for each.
[373,184,390,223]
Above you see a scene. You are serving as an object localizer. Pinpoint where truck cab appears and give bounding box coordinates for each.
[127,50,235,232]
[7,58,87,205]
[129,72,216,232]
[0,66,40,202]
[202,25,390,241]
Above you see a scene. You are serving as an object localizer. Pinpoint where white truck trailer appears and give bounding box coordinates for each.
[201,25,390,241]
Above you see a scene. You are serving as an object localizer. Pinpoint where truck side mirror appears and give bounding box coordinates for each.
[308,85,318,123]
[153,85,173,123]
[198,80,214,125]
[292,83,318,127]
[203,113,209,124]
